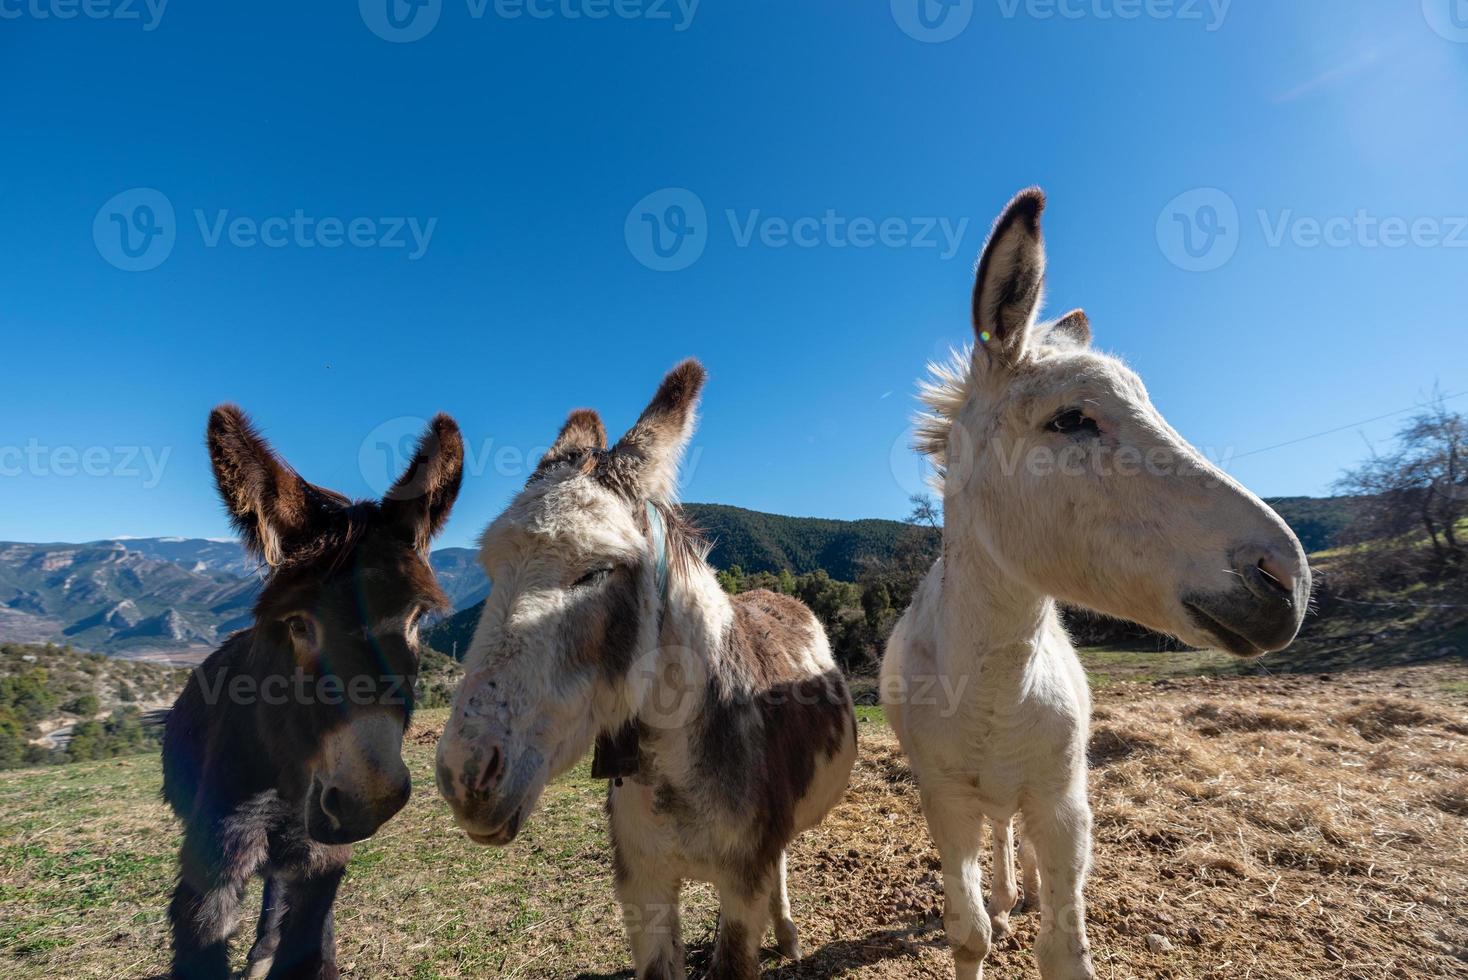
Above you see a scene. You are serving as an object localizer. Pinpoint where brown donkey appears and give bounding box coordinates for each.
[435,361,858,979]
[162,406,462,980]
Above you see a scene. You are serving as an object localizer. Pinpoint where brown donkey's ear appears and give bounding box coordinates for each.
[535,409,607,474]
[972,187,1047,369]
[382,413,465,554]
[207,405,340,567]
[610,359,706,500]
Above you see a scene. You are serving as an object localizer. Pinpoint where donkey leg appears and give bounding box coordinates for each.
[264,868,345,980]
[709,880,773,980]
[986,817,1018,940]
[244,875,288,980]
[919,787,991,980]
[1017,825,1040,915]
[614,864,684,980]
[1025,789,1096,980]
[169,827,254,980]
[168,875,243,980]
[768,849,800,960]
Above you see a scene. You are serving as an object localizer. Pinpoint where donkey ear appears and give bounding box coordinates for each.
[972,187,1047,368]
[381,414,465,554]
[1046,309,1091,348]
[536,409,607,472]
[610,359,706,500]
[207,405,332,567]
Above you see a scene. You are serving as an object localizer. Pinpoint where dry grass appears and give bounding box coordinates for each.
[1,665,1466,978]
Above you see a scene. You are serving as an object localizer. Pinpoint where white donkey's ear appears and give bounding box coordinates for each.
[1046,309,1091,348]
[972,187,1047,369]
[608,359,706,500]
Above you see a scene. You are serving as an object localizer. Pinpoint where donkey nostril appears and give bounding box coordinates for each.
[320,786,344,829]
[475,746,504,794]
[1256,556,1295,595]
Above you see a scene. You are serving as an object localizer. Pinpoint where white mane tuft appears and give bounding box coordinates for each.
[913,345,975,481]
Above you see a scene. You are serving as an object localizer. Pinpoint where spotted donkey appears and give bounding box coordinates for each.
[163,406,463,979]
[436,361,858,979]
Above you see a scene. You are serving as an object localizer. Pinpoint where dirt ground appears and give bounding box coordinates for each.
[1,664,1465,979]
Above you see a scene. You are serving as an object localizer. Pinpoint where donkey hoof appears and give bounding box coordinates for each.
[244,957,273,980]
[989,912,1013,940]
[775,916,802,960]
[953,952,985,980]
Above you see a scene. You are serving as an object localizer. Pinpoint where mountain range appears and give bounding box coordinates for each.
[0,537,485,659]
[0,496,1351,659]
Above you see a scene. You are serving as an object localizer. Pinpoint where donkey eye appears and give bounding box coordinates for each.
[1046,409,1099,436]
[281,613,320,653]
[573,567,613,589]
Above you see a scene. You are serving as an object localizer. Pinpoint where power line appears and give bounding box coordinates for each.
[1231,389,1468,461]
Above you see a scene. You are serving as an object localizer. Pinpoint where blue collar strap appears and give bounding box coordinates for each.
[645,500,670,603]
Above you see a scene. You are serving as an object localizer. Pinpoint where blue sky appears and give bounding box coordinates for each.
[2,0,1465,548]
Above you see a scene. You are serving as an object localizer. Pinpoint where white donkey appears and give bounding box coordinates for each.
[881,188,1311,979]
[436,360,858,980]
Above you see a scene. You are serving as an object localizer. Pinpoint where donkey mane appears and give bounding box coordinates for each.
[913,323,1106,489]
[913,344,977,482]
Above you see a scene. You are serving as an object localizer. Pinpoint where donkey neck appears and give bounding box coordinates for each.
[940,498,1059,667]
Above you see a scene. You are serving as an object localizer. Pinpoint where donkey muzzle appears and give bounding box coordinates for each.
[436,736,545,846]
[306,768,411,845]
[1183,544,1311,656]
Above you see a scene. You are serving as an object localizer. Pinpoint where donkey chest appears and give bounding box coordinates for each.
[933,676,1088,810]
